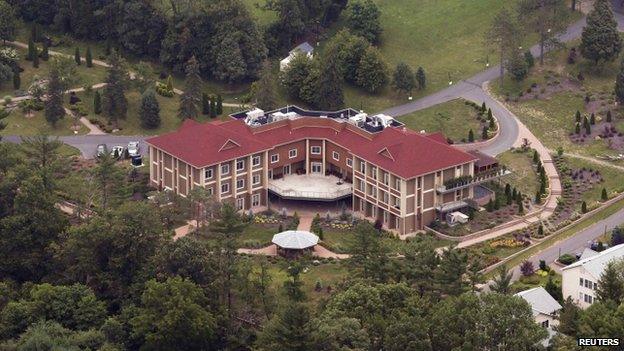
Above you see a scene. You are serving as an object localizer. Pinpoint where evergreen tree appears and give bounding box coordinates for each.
[85,47,93,68]
[12,69,19,90]
[517,195,524,214]
[524,50,535,68]
[575,110,581,123]
[166,75,173,92]
[416,66,426,90]
[315,47,344,110]
[102,51,128,124]
[590,113,596,124]
[355,46,388,93]
[602,187,608,201]
[255,302,312,351]
[27,38,35,61]
[434,247,469,296]
[533,149,539,163]
[518,0,568,65]
[596,259,624,304]
[489,265,513,294]
[391,62,415,95]
[216,94,223,115]
[140,89,161,129]
[93,91,102,115]
[280,51,312,99]
[545,274,563,302]
[607,110,613,122]
[74,47,81,65]
[0,0,17,43]
[468,129,474,142]
[209,96,217,118]
[537,224,544,237]
[575,122,581,134]
[40,41,49,61]
[44,68,65,127]
[557,297,580,335]
[201,93,210,115]
[253,60,277,110]
[32,47,39,68]
[508,51,529,81]
[580,0,622,64]
[487,8,524,87]
[583,116,591,134]
[481,125,489,139]
[178,56,202,120]
[581,201,588,213]
[615,59,624,104]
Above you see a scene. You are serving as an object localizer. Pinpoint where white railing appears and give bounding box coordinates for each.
[268,182,352,200]
[437,169,511,194]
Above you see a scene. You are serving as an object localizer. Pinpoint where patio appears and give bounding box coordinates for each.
[268,174,352,201]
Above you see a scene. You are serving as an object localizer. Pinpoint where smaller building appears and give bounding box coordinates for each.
[280,42,314,71]
[561,243,624,309]
[515,287,562,347]
[272,230,319,258]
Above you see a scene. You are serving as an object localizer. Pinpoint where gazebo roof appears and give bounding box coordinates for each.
[272,230,319,250]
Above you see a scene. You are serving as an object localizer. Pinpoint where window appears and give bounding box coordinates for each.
[311,162,322,173]
[270,154,279,163]
[204,168,213,180]
[383,172,389,185]
[252,156,261,167]
[541,320,549,328]
[359,161,366,173]
[370,186,377,198]
[221,164,230,175]
[236,197,244,210]
[593,282,598,290]
[358,180,365,192]
[584,294,593,304]
[283,165,291,175]
[206,186,213,196]
[236,179,245,190]
[371,166,377,180]
[252,194,260,207]
[383,210,388,223]
[585,280,591,289]
[382,191,389,204]
[579,278,584,287]
[252,174,261,186]
[311,146,321,155]
[395,178,401,190]
[236,159,245,171]
[347,158,353,168]
[221,182,230,194]
[579,292,583,301]
[332,151,340,161]
[394,196,400,208]
[289,149,297,159]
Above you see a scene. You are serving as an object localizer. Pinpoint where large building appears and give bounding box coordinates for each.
[146,106,504,235]
[561,244,624,309]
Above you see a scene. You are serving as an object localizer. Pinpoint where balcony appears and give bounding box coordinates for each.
[268,174,352,201]
[436,168,511,194]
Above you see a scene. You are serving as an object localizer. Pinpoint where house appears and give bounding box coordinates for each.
[561,243,624,308]
[146,106,507,235]
[280,42,314,71]
[515,287,562,347]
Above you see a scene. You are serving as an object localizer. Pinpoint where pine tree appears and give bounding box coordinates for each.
[93,91,102,115]
[583,116,591,134]
[558,297,580,335]
[535,190,541,203]
[615,59,624,104]
[532,150,539,163]
[140,89,161,129]
[74,47,81,65]
[575,110,581,123]
[607,110,613,122]
[26,38,35,61]
[209,97,217,118]
[590,113,596,125]
[505,183,511,197]
[253,60,277,110]
[580,0,622,64]
[201,93,210,115]
[517,195,524,214]
[538,224,544,237]
[545,274,563,302]
[313,48,344,110]
[482,125,489,140]
[12,70,20,90]
[581,201,588,213]
[575,122,581,134]
[102,51,128,124]
[178,56,202,120]
[355,46,388,93]
[44,68,65,127]
[489,116,495,130]
[216,94,223,115]
[32,47,39,68]
[489,265,513,294]
[596,260,624,304]
[166,75,173,92]
[468,129,474,142]
[30,22,39,42]
[40,41,49,61]
[602,187,609,201]
[416,66,426,90]
[86,47,93,68]
[391,62,415,95]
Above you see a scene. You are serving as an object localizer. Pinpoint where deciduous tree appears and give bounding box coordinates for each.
[518,0,569,65]
[346,0,382,44]
[355,46,388,93]
[391,62,415,95]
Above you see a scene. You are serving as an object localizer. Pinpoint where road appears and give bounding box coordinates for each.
[2,135,149,158]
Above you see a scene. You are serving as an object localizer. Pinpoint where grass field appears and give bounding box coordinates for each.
[563,156,624,205]
[496,149,540,197]
[0,108,87,136]
[397,98,484,142]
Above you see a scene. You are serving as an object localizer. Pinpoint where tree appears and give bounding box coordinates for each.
[349,221,390,283]
[416,66,426,90]
[518,0,569,65]
[434,246,469,296]
[209,96,217,118]
[102,51,128,124]
[468,129,474,142]
[602,187,608,201]
[0,0,17,43]
[482,125,489,139]
[280,51,312,99]
[12,69,19,89]
[27,38,35,61]
[178,56,202,120]
[139,89,161,129]
[612,227,624,246]
[520,260,535,276]
[581,200,588,213]
[487,8,524,87]
[346,0,382,44]
[93,91,102,114]
[391,62,415,95]
[615,59,624,104]
[40,41,49,61]
[74,47,81,65]
[545,273,563,301]
[580,0,622,64]
[85,47,93,68]
[256,302,312,351]
[508,50,528,81]
[130,277,217,350]
[44,67,65,127]
[314,47,344,110]
[212,32,247,83]
[253,60,277,110]
[489,264,513,294]
[557,296,581,335]
[355,46,388,93]
[216,94,223,115]
[596,259,624,304]
[524,50,535,68]
[32,47,39,68]
[201,93,210,115]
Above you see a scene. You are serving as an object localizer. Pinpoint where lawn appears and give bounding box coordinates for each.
[0,45,107,99]
[240,0,276,26]
[0,108,87,136]
[397,98,486,142]
[563,156,624,205]
[496,149,540,197]
[238,222,281,248]
[510,270,561,294]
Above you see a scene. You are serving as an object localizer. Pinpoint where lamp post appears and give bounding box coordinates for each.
[448,72,453,85]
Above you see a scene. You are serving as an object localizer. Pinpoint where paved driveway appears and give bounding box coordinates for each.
[3,135,149,158]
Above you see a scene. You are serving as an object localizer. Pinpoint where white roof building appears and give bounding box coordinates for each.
[280,42,314,71]
[562,244,624,309]
[272,230,319,250]
[515,286,562,347]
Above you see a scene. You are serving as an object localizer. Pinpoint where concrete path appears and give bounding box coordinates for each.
[297,213,314,231]
[560,152,624,171]
[173,220,198,240]
[238,244,278,256]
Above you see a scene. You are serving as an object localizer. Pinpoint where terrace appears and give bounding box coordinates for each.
[436,168,511,194]
[268,174,353,201]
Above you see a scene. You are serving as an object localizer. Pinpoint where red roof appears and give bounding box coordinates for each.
[146,118,477,179]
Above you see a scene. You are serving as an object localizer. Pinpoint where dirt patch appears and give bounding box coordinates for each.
[569,121,624,151]
[514,77,581,102]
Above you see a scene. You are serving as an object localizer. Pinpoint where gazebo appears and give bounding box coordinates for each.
[272,230,319,258]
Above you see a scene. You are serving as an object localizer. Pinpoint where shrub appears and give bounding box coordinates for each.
[156,82,174,97]
[558,254,576,265]
[520,260,535,276]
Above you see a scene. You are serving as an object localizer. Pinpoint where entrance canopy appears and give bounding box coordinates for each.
[268,174,352,201]
[272,230,319,250]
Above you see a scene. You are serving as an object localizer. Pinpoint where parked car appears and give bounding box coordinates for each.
[96,144,107,157]
[110,146,125,159]
[127,141,140,157]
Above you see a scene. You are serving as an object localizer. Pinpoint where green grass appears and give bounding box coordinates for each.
[563,156,624,206]
[497,149,540,197]
[397,98,484,142]
[510,271,561,294]
[238,223,280,248]
[240,0,276,26]
[0,108,87,136]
